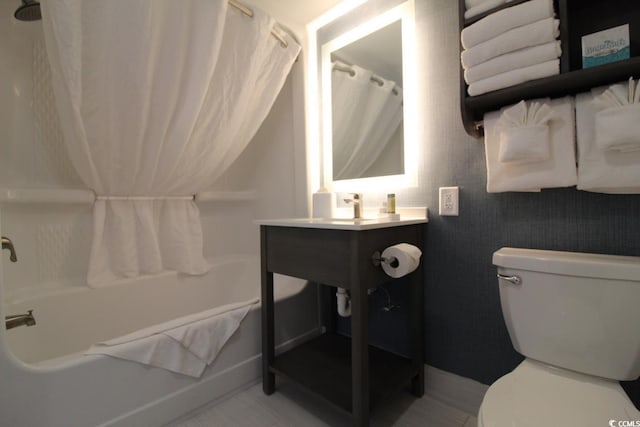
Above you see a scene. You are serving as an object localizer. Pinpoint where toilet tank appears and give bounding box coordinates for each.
[493,247,640,381]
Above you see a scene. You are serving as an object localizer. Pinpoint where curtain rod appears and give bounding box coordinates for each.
[332,64,399,96]
[228,0,289,48]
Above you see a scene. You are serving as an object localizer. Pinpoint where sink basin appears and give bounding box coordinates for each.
[322,217,379,223]
[280,217,380,226]
[255,216,428,230]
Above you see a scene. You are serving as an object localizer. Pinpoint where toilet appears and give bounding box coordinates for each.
[479,247,640,426]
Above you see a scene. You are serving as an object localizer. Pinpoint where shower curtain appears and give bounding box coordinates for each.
[41,0,300,286]
[331,61,403,180]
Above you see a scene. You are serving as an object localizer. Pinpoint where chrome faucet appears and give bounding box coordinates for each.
[344,193,362,219]
[5,310,36,330]
[2,236,17,262]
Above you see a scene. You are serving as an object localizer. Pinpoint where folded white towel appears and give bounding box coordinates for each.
[592,78,640,152]
[465,0,490,10]
[595,104,640,152]
[465,41,561,84]
[462,0,554,49]
[576,91,640,193]
[85,298,259,377]
[468,59,559,96]
[484,97,577,192]
[499,125,550,164]
[461,18,559,69]
[498,100,557,164]
[464,0,507,20]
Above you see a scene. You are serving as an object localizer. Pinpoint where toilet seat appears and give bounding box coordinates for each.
[478,359,640,427]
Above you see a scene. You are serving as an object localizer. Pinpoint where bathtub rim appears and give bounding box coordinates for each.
[0,254,311,373]
[3,253,258,305]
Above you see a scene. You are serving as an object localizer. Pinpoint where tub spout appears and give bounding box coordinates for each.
[5,310,36,330]
[2,236,17,262]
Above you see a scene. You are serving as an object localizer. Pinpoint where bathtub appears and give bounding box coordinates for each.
[0,255,320,427]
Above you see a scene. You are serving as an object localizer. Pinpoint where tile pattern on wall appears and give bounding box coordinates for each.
[36,221,90,285]
[31,37,81,187]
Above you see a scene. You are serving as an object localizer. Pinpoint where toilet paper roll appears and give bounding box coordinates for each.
[381,243,422,278]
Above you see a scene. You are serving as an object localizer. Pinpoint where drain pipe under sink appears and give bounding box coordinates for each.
[336,287,351,317]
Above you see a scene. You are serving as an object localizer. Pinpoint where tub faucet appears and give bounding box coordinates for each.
[343,193,362,219]
[2,236,17,262]
[5,310,36,330]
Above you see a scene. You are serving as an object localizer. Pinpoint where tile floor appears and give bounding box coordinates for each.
[169,380,478,427]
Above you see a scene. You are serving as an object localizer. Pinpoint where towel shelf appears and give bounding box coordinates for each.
[460,0,640,138]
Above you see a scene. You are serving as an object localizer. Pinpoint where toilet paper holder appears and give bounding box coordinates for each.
[371,251,399,267]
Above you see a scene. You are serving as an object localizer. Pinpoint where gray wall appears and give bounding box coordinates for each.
[415,0,640,404]
[335,0,640,402]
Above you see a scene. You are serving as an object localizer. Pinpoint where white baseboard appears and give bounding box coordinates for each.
[424,365,489,417]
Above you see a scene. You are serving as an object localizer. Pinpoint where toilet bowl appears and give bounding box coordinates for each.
[480,248,640,426]
[478,360,639,426]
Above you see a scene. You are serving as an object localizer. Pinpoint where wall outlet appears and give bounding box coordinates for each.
[439,187,459,216]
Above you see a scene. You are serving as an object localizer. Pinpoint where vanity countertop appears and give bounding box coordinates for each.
[255,215,428,231]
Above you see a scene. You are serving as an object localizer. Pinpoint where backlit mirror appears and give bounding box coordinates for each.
[330,20,403,180]
[318,0,416,192]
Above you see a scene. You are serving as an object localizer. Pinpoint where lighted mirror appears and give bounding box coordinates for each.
[319,0,416,192]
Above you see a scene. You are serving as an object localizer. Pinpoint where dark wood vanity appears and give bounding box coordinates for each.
[258,218,426,426]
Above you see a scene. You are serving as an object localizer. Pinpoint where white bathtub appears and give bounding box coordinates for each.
[0,255,319,427]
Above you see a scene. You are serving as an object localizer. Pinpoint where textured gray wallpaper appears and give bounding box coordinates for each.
[336,0,640,405]
[418,0,640,403]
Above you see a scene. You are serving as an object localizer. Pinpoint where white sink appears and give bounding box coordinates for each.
[255,216,428,230]
[320,217,379,223]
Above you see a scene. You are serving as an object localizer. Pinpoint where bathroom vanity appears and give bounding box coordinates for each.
[257,217,427,426]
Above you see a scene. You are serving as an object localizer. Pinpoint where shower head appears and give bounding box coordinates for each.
[14,0,41,22]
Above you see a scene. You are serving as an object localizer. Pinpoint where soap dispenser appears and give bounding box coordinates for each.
[312,188,334,218]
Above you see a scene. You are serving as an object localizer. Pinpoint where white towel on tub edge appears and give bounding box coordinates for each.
[85,298,259,377]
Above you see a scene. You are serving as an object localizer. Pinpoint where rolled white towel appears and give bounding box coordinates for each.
[464,0,507,20]
[467,59,559,96]
[465,0,489,9]
[464,41,561,84]
[462,0,555,49]
[461,17,559,69]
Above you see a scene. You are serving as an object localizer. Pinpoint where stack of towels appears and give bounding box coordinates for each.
[461,0,561,96]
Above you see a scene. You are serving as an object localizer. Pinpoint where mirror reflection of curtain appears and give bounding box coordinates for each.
[331,61,403,180]
[41,0,300,286]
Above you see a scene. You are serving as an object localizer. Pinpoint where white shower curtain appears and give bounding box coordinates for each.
[41,0,300,286]
[331,62,403,180]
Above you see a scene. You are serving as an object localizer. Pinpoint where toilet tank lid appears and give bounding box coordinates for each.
[493,248,640,281]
